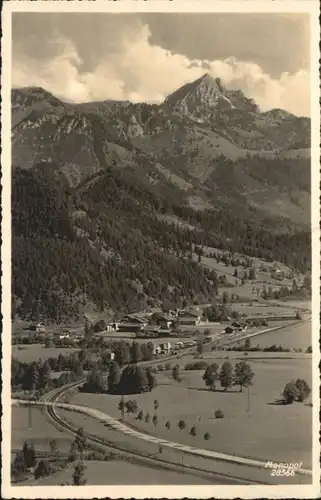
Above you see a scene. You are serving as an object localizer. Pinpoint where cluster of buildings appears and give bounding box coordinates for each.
[105,307,203,338]
[223,321,248,335]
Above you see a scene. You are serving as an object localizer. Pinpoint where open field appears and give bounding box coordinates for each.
[249,320,312,350]
[11,406,73,452]
[229,302,301,316]
[71,355,312,468]
[12,345,80,363]
[34,460,214,485]
[193,247,309,303]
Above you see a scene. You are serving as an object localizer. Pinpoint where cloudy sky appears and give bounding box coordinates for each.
[12,13,310,116]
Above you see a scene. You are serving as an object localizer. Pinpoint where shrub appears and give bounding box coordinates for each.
[283,381,298,404]
[34,460,52,479]
[172,364,182,382]
[165,420,171,430]
[125,400,139,414]
[295,379,311,402]
[137,410,144,421]
[165,363,172,371]
[190,426,197,436]
[184,361,209,371]
[86,451,105,461]
[157,365,165,371]
[178,420,186,431]
[204,432,211,441]
[104,452,117,461]
[214,409,224,419]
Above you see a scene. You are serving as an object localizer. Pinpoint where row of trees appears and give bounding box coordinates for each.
[203,360,255,392]
[81,362,157,396]
[11,337,159,394]
[117,396,213,441]
[11,357,85,393]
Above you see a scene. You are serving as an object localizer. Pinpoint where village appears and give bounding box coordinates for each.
[19,301,303,360]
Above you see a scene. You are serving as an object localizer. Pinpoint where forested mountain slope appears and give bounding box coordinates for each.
[11,75,311,321]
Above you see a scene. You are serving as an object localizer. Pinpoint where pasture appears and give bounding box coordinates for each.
[250,320,312,350]
[71,355,312,468]
[35,460,214,485]
[11,406,73,452]
[12,345,80,363]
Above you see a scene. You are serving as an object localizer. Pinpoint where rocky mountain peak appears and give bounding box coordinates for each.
[163,73,235,122]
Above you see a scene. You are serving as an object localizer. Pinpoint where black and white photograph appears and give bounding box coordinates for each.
[1,1,320,498]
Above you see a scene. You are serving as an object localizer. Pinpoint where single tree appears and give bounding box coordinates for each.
[72,462,87,486]
[190,426,197,436]
[125,400,139,415]
[22,441,36,468]
[295,379,311,402]
[244,338,251,350]
[145,412,150,423]
[204,432,211,441]
[49,439,59,457]
[107,361,121,394]
[172,364,182,382]
[233,361,255,392]
[130,341,142,364]
[153,399,159,412]
[152,415,158,427]
[11,451,26,480]
[283,380,298,404]
[248,268,256,280]
[137,410,144,421]
[178,420,186,431]
[34,460,52,479]
[68,441,80,462]
[74,427,87,455]
[118,396,125,421]
[145,367,157,391]
[219,361,233,391]
[202,363,219,391]
[85,369,105,393]
[165,420,171,430]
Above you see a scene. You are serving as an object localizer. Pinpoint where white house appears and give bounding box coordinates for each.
[153,345,162,356]
[36,322,46,333]
[159,342,172,354]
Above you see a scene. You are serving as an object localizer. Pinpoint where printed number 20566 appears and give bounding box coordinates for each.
[271,469,296,476]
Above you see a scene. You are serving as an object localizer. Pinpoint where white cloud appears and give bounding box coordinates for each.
[12,23,310,117]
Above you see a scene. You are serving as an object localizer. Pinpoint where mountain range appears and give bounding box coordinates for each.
[11,74,311,322]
